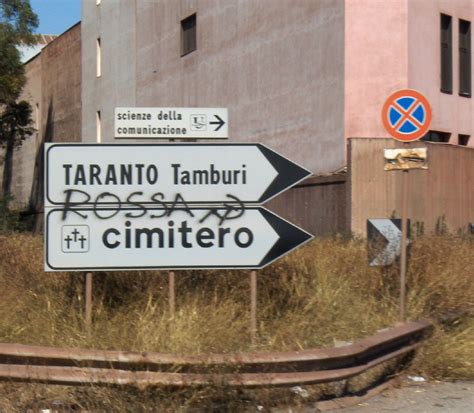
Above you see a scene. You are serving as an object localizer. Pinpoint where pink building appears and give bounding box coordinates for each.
[346,0,472,146]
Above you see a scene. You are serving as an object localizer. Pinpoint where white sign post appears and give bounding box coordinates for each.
[114,107,228,139]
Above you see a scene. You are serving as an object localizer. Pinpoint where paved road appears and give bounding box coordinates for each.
[265,380,473,413]
[328,380,473,413]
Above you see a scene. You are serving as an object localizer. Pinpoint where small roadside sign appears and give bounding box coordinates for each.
[367,219,410,266]
[381,89,431,142]
[384,148,428,171]
[381,90,431,321]
[115,107,228,139]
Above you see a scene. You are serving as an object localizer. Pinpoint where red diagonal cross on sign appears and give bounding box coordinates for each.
[391,99,423,131]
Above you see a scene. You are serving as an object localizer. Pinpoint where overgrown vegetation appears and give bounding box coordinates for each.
[0,233,472,411]
[0,194,26,233]
[0,0,38,104]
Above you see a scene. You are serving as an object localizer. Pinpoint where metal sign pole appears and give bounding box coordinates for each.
[250,270,258,345]
[399,170,409,321]
[168,137,177,320]
[85,272,93,331]
[169,271,176,318]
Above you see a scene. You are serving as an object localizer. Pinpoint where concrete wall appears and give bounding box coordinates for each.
[348,138,474,236]
[41,24,82,144]
[408,0,473,145]
[82,0,346,175]
[266,174,348,237]
[1,23,81,216]
[5,54,42,209]
[345,0,409,140]
[81,0,136,142]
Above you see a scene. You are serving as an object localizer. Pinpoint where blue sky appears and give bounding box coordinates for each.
[30,0,81,35]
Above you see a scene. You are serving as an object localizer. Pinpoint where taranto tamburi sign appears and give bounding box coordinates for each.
[114,107,228,139]
[44,143,313,271]
[45,143,311,206]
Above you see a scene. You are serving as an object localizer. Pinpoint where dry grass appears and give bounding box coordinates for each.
[0,233,472,411]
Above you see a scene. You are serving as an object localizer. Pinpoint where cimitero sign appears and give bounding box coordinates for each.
[44,143,313,271]
[114,107,228,139]
[45,207,312,271]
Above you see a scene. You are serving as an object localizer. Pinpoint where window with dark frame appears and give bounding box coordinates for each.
[440,14,453,94]
[459,19,471,97]
[421,130,451,143]
[96,37,101,77]
[96,110,102,143]
[181,14,196,56]
[458,134,470,146]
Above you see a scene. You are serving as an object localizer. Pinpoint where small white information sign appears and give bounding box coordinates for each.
[114,107,228,139]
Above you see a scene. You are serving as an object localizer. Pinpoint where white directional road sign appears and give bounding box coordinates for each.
[115,107,228,139]
[45,143,312,207]
[367,219,410,266]
[45,207,313,271]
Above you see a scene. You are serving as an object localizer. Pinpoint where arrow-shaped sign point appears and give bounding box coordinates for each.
[258,208,313,268]
[210,114,225,131]
[257,145,312,203]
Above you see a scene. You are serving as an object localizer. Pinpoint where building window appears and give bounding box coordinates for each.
[96,38,101,77]
[181,14,196,56]
[459,134,470,146]
[459,19,471,97]
[421,130,451,143]
[440,14,452,93]
[35,103,40,130]
[96,110,101,142]
[35,103,40,146]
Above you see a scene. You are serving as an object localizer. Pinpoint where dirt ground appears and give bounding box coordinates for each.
[327,380,473,413]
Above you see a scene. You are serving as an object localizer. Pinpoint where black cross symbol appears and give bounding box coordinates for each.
[78,235,87,249]
[71,228,80,242]
[64,235,73,249]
